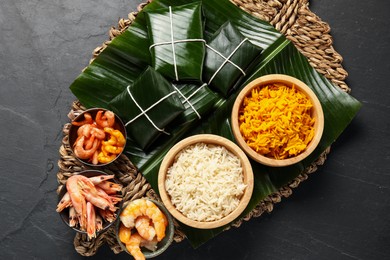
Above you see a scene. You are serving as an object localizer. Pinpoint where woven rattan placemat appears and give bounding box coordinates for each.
[56,0,349,256]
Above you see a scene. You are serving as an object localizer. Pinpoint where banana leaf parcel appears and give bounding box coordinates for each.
[145,2,205,82]
[109,67,185,150]
[203,21,263,97]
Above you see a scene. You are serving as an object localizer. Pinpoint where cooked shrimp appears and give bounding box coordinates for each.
[103,144,123,155]
[77,123,94,137]
[69,206,78,227]
[141,237,158,252]
[125,233,145,260]
[145,200,166,241]
[91,150,99,165]
[73,136,99,160]
[119,223,132,244]
[98,208,116,223]
[66,175,87,231]
[135,216,156,241]
[88,175,115,185]
[120,199,148,228]
[104,127,126,146]
[56,192,72,212]
[95,110,115,128]
[84,135,96,150]
[72,112,93,126]
[96,214,103,231]
[78,179,116,211]
[120,199,167,241]
[102,134,117,146]
[97,180,122,195]
[86,202,96,239]
[91,127,105,140]
[97,151,116,164]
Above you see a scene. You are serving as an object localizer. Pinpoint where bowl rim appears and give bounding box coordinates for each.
[116,198,174,258]
[57,170,122,234]
[68,107,127,167]
[231,74,324,167]
[158,134,254,229]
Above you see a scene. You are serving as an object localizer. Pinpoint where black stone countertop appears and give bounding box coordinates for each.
[1,0,389,259]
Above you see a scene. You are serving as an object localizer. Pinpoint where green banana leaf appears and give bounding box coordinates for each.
[69,0,361,248]
[108,67,185,150]
[203,21,263,97]
[145,2,205,81]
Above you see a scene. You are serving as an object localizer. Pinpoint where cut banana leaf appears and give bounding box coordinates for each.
[145,2,205,82]
[203,21,263,97]
[69,0,361,249]
[108,67,185,150]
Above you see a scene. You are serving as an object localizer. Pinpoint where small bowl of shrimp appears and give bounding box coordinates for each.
[116,198,174,259]
[68,108,127,166]
[56,170,123,239]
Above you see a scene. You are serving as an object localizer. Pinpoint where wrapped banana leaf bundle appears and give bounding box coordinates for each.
[109,67,185,150]
[170,83,219,124]
[145,2,205,82]
[203,21,263,97]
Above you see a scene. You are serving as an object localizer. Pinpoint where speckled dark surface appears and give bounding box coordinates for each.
[1,0,389,259]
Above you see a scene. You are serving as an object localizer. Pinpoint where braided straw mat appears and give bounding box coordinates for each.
[57,0,350,256]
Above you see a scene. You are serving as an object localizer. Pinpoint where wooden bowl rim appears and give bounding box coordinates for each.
[158,134,254,229]
[231,74,324,167]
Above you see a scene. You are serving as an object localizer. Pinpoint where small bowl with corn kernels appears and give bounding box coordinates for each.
[231,74,324,167]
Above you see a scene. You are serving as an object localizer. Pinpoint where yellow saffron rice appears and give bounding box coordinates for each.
[239,83,315,159]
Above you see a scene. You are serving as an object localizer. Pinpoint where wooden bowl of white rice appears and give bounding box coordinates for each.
[158,134,254,229]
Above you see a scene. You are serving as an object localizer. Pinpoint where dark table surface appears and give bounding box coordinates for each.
[1,0,389,259]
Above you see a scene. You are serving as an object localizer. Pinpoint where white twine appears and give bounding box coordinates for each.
[149,6,206,81]
[172,83,207,119]
[207,38,248,85]
[125,85,177,135]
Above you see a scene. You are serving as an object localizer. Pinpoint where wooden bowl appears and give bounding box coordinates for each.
[116,199,174,258]
[158,134,254,229]
[231,74,324,167]
[69,108,126,166]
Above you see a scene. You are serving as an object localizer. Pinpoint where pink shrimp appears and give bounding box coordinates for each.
[88,174,115,185]
[78,179,116,211]
[56,192,72,212]
[72,112,93,126]
[77,123,94,137]
[69,206,78,227]
[66,175,87,231]
[86,202,96,239]
[135,216,156,241]
[125,233,146,260]
[97,181,122,195]
[95,110,115,128]
[73,136,99,160]
[91,127,106,140]
[91,150,99,165]
[98,208,117,223]
[95,214,103,231]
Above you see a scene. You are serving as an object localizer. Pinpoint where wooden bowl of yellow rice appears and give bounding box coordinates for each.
[231,74,324,167]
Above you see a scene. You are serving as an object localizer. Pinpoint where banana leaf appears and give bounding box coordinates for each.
[203,21,263,97]
[145,2,205,82]
[108,67,185,150]
[69,0,361,248]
